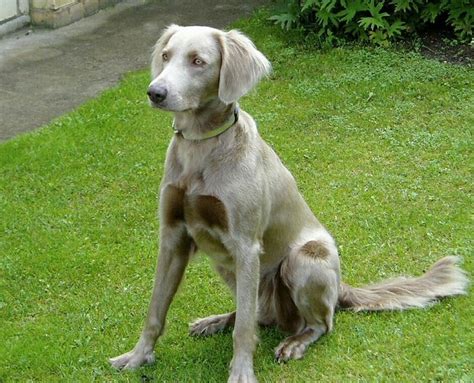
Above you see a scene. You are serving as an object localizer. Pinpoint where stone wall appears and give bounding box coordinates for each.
[30,0,121,28]
[0,0,30,35]
[0,0,121,36]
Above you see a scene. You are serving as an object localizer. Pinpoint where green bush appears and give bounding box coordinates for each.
[269,0,473,46]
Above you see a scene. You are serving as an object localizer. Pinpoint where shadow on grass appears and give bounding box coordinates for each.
[108,326,290,382]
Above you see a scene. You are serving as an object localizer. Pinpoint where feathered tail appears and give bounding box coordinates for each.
[338,256,469,311]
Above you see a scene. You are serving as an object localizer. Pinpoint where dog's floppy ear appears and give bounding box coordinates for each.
[217,30,271,104]
[151,24,181,79]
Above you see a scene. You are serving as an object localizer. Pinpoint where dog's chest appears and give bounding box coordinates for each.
[161,184,234,268]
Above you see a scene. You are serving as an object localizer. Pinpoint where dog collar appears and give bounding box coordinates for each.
[172,107,239,141]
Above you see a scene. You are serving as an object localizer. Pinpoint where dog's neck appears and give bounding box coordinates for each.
[172,99,238,141]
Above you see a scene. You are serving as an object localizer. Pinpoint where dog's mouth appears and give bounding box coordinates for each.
[148,99,165,109]
[148,99,193,113]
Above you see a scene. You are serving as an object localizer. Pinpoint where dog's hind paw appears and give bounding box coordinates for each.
[274,338,307,363]
[189,312,235,336]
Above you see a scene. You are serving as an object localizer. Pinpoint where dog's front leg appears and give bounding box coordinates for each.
[109,224,194,369]
[228,242,261,383]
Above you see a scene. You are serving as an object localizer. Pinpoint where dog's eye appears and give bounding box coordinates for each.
[192,58,204,66]
[162,53,168,61]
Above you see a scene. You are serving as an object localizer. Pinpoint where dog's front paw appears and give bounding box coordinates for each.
[109,348,155,370]
[228,368,258,383]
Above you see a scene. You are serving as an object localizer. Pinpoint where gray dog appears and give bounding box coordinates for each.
[110,25,469,383]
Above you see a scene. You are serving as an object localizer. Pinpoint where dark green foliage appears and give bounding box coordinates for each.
[269,0,473,45]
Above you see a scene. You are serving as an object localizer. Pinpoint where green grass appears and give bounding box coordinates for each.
[1,11,473,383]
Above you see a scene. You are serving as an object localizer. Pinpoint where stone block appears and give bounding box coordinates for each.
[30,0,53,10]
[19,0,30,15]
[30,0,121,28]
[0,15,31,37]
[83,0,99,17]
[54,0,76,8]
[0,0,17,20]
[98,0,119,9]
[30,9,54,26]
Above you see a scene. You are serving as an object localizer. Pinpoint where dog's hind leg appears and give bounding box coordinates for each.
[275,230,341,363]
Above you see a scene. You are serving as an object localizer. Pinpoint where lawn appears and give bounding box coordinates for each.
[1,10,473,383]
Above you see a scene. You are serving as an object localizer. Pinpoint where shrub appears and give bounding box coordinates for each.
[269,0,473,46]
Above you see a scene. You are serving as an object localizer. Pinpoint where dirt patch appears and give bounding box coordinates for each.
[418,30,473,67]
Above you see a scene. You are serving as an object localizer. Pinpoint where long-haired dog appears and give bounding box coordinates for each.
[110,25,469,382]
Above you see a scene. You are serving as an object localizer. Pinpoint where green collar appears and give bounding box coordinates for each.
[173,107,239,141]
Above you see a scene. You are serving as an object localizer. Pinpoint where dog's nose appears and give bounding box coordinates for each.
[147,85,168,103]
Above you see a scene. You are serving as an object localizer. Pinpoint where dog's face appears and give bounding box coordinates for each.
[148,25,271,112]
[148,26,221,112]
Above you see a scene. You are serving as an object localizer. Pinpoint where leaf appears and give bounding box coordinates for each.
[268,13,298,30]
[391,0,413,13]
[316,1,340,29]
[358,16,387,30]
[336,0,369,23]
[301,0,319,12]
[420,2,445,23]
[367,0,385,16]
[387,19,407,37]
[369,30,390,46]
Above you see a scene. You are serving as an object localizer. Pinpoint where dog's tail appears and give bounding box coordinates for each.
[338,256,469,311]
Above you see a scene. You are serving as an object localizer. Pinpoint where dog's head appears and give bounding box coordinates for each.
[147,25,271,111]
